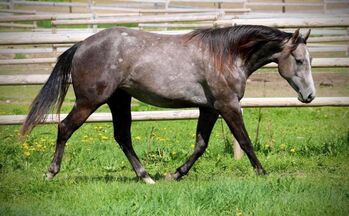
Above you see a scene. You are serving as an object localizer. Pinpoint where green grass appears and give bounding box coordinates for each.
[0,106,348,215]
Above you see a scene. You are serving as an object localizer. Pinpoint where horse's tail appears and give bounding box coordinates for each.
[20,42,81,137]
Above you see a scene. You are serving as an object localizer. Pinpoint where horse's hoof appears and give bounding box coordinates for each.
[165,172,180,181]
[142,176,156,184]
[165,173,175,181]
[45,172,55,181]
[256,168,268,176]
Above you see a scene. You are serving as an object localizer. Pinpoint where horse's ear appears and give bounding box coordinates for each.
[291,28,300,44]
[304,29,311,43]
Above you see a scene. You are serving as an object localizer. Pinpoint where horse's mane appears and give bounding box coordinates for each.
[183,25,294,72]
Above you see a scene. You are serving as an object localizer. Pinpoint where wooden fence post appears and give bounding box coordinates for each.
[9,0,14,30]
[69,0,72,13]
[233,108,244,160]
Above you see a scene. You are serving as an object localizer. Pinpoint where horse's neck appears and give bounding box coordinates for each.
[244,42,280,77]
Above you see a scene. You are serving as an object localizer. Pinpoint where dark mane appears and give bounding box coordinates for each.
[184,25,293,72]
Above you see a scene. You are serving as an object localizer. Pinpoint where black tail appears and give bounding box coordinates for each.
[21,42,81,136]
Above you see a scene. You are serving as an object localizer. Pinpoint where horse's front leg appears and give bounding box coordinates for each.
[166,107,219,180]
[216,98,267,175]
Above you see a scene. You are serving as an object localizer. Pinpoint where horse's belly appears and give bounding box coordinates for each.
[122,85,209,108]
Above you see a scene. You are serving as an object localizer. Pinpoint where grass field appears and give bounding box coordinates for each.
[1,94,348,215]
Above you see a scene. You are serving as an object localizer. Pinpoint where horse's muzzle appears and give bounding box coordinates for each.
[298,92,315,104]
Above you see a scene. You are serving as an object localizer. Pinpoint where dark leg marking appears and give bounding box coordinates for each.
[108,90,155,184]
[166,107,219,180]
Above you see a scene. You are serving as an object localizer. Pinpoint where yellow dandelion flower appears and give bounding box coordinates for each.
[24,151,31,157]
[158,137,166,141]
[236,208,243,216]
[135,136,141,140]
[35,144,44,152]
[101,136,108,140]
[290,148,296,153]
[22,143,29,150]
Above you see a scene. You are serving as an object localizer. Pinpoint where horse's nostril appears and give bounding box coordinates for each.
[307,94,315,102]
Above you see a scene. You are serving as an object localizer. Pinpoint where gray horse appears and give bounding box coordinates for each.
[21,25,315,184]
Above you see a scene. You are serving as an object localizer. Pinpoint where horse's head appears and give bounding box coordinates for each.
[276,29,315,103]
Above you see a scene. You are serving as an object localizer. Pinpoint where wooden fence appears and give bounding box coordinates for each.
[1,97,349,126]
[0,0,348,30]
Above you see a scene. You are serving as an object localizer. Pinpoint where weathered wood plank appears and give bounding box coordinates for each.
[0,57,347,68]
[1,29,348,45]
[216,17,349,28]
[0,97,348,125]
[52,14,219,25]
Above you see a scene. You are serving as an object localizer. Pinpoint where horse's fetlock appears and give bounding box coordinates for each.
[138,170,149,179]
[196,139,206,149]
[48,164,60,175]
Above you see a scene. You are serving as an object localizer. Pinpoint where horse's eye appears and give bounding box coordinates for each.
[295,59,304,65]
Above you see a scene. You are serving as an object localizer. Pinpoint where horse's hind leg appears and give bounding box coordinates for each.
[166,107,219,180]
[108,90,155,184]
[46,103,97,180]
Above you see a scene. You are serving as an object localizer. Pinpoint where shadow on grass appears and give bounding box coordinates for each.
[67,171,177,184]
[70,175,139,183]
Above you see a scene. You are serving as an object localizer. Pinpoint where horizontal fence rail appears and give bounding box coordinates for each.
[0,43,346,55]
[0,14,347,25]
[51,14,220,25]
[0,27,348,45]
[0,57,347,68]
[3,0,347,12]
[1,97,348,125]
[217,17,349,28]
